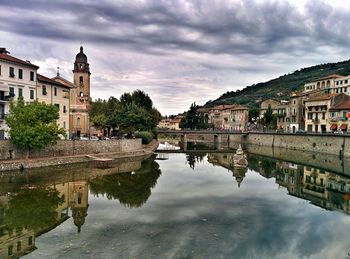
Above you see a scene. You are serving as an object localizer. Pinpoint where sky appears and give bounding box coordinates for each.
[1,0,350,115]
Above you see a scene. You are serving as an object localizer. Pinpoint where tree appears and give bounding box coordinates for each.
[263,105,277,129]
[115,103,155,132]
[5,98,65,158]
[249,108,260,122]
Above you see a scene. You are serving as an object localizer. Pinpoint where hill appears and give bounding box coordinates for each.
[204,59,350,108]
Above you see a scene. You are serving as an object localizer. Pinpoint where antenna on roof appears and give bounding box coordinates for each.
[57,66,60,76]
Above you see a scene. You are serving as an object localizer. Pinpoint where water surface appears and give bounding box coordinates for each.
[1,149,350,259]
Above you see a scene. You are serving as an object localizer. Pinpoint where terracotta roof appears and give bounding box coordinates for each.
[317,74,343,81]
[210,104,237,111]
[0,52,39,69]
[37,74,70,88]
[51,75,75,88]
[329,100,350,111]
[305,94,337,102]
[232,105,249,111]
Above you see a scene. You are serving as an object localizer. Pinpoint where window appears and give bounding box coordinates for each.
[308,112,312,120]
[8,245,13,256]
[28,236,33,245]
[18,88,23,97]
[9,87,15,97]
[30,71,34,81]
[17,241,21,252]
[63,121,66,129]
[322,112,325,120]
[42,85,47,95]
[54,104,60,111]
[54,87,57,96]
[79,76,83,85]
[343,111,347,118]
[77,117,81,126]
[63,105,67,113]
[30,89,35,99]
[18,69,23,79]
[9,67,14,77]
[0,65,1,75]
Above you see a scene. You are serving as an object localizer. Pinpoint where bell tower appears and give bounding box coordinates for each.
[73,46,91,98]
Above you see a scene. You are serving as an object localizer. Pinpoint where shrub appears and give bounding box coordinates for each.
[135,131,154,144]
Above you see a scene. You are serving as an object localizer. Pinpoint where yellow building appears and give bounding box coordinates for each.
[208,104,248,130]
[304,93,349,133]
[53,46,91,138]
[37,74,70,137]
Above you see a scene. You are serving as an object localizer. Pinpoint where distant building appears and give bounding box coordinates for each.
[158,117,181,130]
[328,99,350,132]
[208,104,248,130]
[37,74,71,137]
[276,93,304,133]
[304,93,350,133]
[259,99,280,119]
[0,48,39,139]
[303,74,342,93]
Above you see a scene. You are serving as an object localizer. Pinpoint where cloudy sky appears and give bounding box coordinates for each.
[1,0,350,115]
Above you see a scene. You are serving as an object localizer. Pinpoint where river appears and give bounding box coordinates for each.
[1,143,350,259]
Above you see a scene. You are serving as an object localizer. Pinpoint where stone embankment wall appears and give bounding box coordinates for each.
[0,139,158,172]
[229,133,350,157]
[0,139,142,160]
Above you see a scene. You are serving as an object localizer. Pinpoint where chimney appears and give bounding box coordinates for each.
[0,48,9,54]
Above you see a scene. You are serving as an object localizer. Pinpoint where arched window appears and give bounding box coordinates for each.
[77,117,81,127]
[79,76,83,85]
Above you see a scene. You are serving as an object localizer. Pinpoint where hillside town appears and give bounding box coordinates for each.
[159,73,350,134]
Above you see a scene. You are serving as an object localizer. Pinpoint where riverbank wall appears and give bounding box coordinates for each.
[0,139,158,171]
[228,132,350,157]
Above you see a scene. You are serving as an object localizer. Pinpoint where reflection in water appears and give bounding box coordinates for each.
[2,149,350,258]
[207,152,350,215]
[0,156,158,258]
[185,153,206,170]
[89,158,162,208]
[208,153,248,187]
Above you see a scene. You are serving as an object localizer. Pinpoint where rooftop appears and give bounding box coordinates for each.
[0,50,39,70]
[37,74,70,88]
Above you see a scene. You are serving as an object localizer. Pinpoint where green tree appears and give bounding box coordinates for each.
[249,108,260,122]
[91,114,108,132]
[116,103,155,132]
[5,98,65,158]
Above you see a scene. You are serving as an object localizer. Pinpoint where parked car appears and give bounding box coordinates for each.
[90,136,99,140]
[296,129,305,134]
[80,136,89,140]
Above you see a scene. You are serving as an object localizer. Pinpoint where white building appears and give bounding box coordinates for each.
[0,48,39,139]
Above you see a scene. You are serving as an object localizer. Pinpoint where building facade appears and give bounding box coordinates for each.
[259,99,280,119]
[37,74,71,137]
[208,104,248,130]
[53,46,91,138]
[0,48,39,139]
[304,93,350,133]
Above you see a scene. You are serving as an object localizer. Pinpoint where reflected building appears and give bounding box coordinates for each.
[207,153,247,187]
[0,180,90,258]
[272,159,350,214]
[0,197,36,258]
[53,181,89,233]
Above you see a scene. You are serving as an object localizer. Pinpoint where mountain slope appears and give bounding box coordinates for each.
[205,59,350,108]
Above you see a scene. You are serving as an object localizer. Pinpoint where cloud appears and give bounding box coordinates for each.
[1,0,350,114]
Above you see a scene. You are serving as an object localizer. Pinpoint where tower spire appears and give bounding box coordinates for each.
[57,66,60,76]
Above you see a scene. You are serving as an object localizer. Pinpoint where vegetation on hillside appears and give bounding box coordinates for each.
[205,59,350,108]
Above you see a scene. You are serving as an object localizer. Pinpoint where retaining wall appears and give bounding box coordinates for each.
[0,139,142,160]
